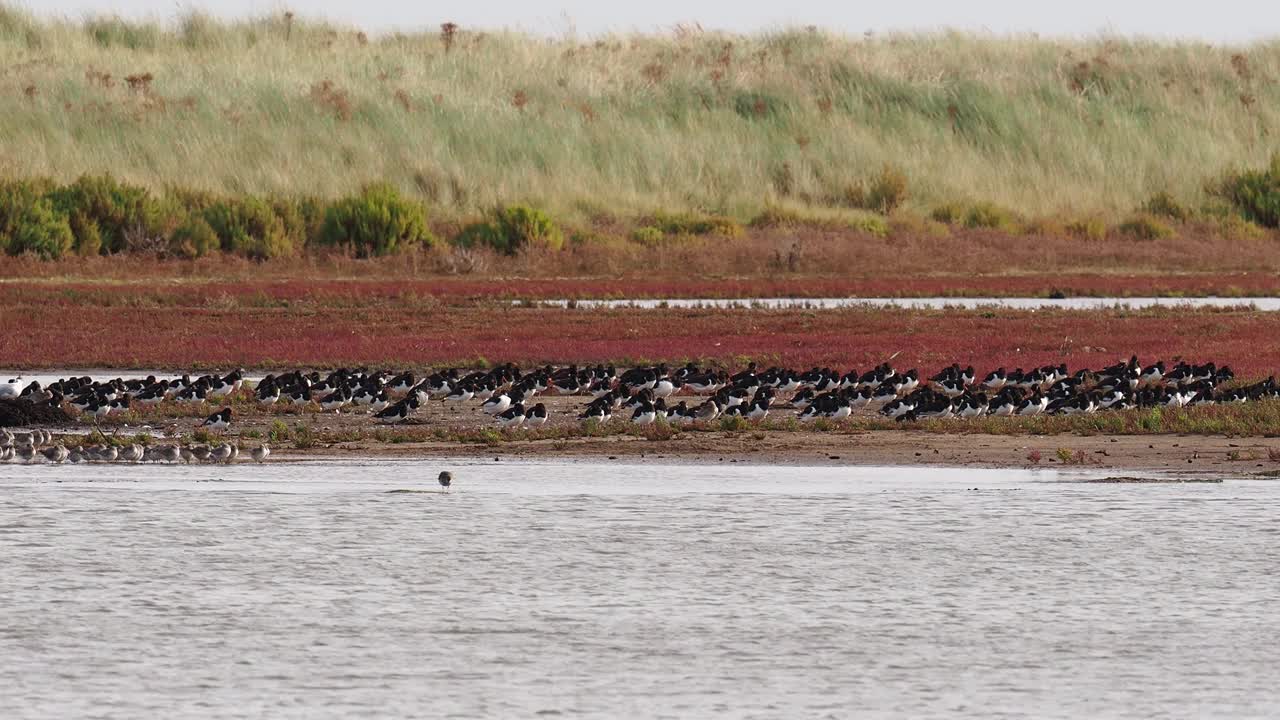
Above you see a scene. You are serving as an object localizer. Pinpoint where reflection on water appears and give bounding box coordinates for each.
[1,460,1276,719]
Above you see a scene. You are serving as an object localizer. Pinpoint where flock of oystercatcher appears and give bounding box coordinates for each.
[0,356,1259,444]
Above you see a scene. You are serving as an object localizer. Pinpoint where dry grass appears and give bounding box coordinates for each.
[2,7,1279,222]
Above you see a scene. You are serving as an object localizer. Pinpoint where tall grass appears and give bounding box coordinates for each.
[2,6,1279,221]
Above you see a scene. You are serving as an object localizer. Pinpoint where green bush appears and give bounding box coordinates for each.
[963,202,1019,231]
[629,226,666,246]
[1209,154,1280,228]
[47,174,160,254]
[452,205,563,254]
[646,211,742,238]
[68,212,102,256]
[846,212,890,237]
[170,216,220,258]
[319,183,434,257]
[271,196,310,249]
[1065,216,1107,241]
[203,196,292,260]
[865,164,909,214]
[1141,191,1190,222]
[0,180,72,258]
[1117,213,1174,241]
[1212,213,1266,241]
[453,221,506,251]
[493,205,564,251]
[749,206,803,228]
[5,198,73,257]
[930,202,968,225]
[0,180,45,249]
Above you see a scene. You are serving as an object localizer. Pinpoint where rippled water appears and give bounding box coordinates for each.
[536,296,1280,310]
[2,460,1277,719]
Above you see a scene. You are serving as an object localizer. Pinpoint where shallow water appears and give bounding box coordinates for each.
[2,460,1277,719]
[537,296,1280,310]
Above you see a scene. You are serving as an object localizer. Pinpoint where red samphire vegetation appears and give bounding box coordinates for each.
[1,282,1277,377]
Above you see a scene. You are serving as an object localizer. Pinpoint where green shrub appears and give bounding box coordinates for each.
[749,206,803,228]
[629,226,666,246]
[1212,213,1266,241]
[963,202,1019,231]
[1117,213,1174,241]
[268,419,291,443]
[296,196,328,245]
[930,202,968,225]
[865,164,909,214]
[647,211,742,238]
[68,212,102,256]
[846,212,890,237]
[0,180,72,258]
[47,174,160,254]
[0,180,43,252]
[888,212,951,238]
[493,205,564,252]
[453,221,506,251]
[1021,216,1065,237]
[271,196,309,248]
[1065,216,1107,241]
[203,196,292,260]
[452,205,563,254]
[319,183,434,257]
[1142,191,1190,222]
[1209,154,1280,228]
[13,204,73,258]
[169,216,220,258]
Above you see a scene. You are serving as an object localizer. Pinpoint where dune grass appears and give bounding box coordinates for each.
[2,6,1279,223]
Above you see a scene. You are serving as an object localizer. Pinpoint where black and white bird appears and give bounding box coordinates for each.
[496,403,526,428]
[375,396,418,424]
[201,407,232,431]
[524,402,548,427]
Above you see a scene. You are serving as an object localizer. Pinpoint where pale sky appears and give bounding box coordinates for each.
[19,0,1280,42]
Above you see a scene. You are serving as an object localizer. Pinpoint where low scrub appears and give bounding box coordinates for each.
[1117,213,1174,241]
[318,183,435,257]
[1210,154,1280,228]
[645,211,742,238]
[1141,191,1190,222]
[169,215,220,258]
[963,202,1020,231]
[747,205,888,237]
[865,164,909,214]
[1065,216,1107,241]
[454,204,563,254]
[47,174,160,254]
[204,196,293,260]
[830,164,909,215]
[929,201,1021,231]
[0,182,73,259]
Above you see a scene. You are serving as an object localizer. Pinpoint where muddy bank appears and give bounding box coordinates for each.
[265,431,1280,473]
[0,399,72,428]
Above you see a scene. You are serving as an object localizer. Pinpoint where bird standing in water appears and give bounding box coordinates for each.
[438,471,452,492]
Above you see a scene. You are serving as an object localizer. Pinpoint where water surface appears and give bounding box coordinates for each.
[2,460,1276,719]
[536,296,1280,310]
